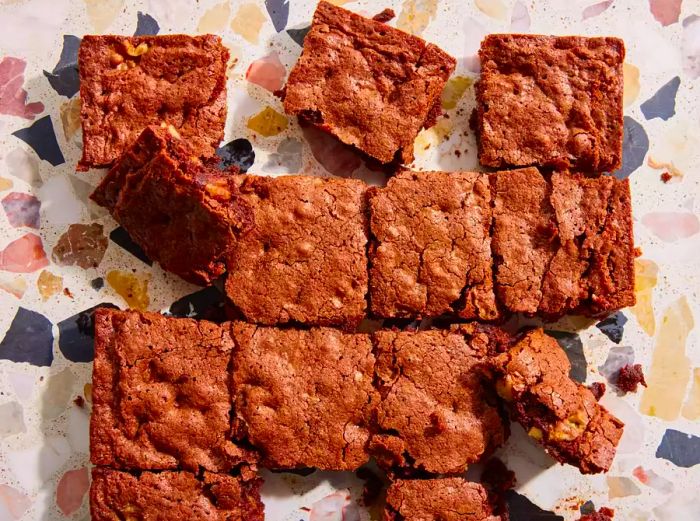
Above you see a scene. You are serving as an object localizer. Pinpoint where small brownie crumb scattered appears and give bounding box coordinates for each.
[73,396,85,408]
[616,364,647,393]
[579,507,615,520]
[372,8,395,22]
[661,172,672,183]
[588,382,607,401]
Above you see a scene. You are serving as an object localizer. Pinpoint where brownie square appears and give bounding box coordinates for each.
[90,468,264,521]
[91,126,252,286]
[78,34,228,170]
[225,175,368,327]
[477,34,624,172]
[369,170,498,320]
[491,167,635,318]
[384,478,504,521]
[91,309,255,472]
[284,1,456,165]
[493,329,624,474]
[231,322,378,470]
[371,327,506,475]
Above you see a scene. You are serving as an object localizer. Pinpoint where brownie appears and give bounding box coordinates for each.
[283,1,455,165]
[476,34,624,172]
[371,327,507,475]
[491,168,635,318]
[493,329,624,474]
[615,364,647,394]
[91,126,252,286]
[90,468,264,521]
[369,170,498,321]
[225,175,368,327]
[579,507,615,521]
[78,34,228,170]
[384,478,504,521]
[91,309,255,472]
[231,322,378,470]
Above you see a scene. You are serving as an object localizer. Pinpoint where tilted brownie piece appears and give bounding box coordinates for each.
[78,34,228,170]
[90,468,264,521]
[231,322,378,470]
[91,309,256,472]
[369,170,498,321]
[225,175,368,327]
[371,327,507,475]
[91,126,252,286]
[477,34,624,172]
[491,168,635,318]
[492,329,624,474]
[284,1,455,165]
[384,478,505,521]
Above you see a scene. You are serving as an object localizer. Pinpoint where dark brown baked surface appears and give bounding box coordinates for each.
[90,468,264,521]
[369,170,498,321]
[91,126,252,286]
[477,34,624,172]
[493,329,624,474]
[371,327,507,475]
[91,308,256,472]
[225,174,368,327]
[231,322,378,470]
[283,1,455,165]
[78,34,228,170]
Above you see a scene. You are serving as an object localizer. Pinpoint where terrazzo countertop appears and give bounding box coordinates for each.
[0,0,699,519]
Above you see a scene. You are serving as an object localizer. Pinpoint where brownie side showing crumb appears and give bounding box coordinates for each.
[493,329,624,474]
[231,322,378,470]
[90,308,256,472]
[476,34,624,172]
[78,34,228,170]
[225,175,368,327]
[91,126,252,286]
[384,478,504,521]
[369,170,498,321]
[90,468,264,521]
[371,327,507,475]
[283,1,455,165]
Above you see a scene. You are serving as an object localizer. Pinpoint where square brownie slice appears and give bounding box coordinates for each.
[91,126,252,286]
[78,34,228,170]
[371,327,507,475]
[284,1,456,165]
[493,329,624,474]
[90,468,264,521]
[477,34,624,172]
[369,170,498,320]
[225,175,368,327]
[231,322,378,470]
[91,309,256,472]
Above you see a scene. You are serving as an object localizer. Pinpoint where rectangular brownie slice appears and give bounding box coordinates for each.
[491,167,635,318]
[492,329,624,474]
[91,308,256,472]
[476,34,624,172]
[283,1,455,165]
[230,322,378,470]
[91,126,252,286]
[371,327,507,475]
[78,34,228,170]
[225,174,368,327]
[90,468,264,521]
[369,170,498,320]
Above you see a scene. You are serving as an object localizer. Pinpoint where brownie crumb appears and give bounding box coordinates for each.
[588,382,606,401]
[355,467,384,506]
[580,506,615,520]
[481,458,516,493]
[63,288,74,298]
[661,172,672,183]
[616,364,647,393]
[73,395,85,408]
[372,8,395,23]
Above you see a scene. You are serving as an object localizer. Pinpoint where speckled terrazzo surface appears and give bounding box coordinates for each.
[0,0,699,519]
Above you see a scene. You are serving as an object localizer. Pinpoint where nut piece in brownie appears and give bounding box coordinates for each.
[491,167,635,318]
[78,34,228,169]
[283,1,456,165]
[371,327,507,475]
[493,329,624,474]
[91,126,252,286]
[90,468,264,521]
[369,170,498,320]
[476,34,624,172]
[91,309,255,472]
[225,175,368,327]
[231,322,378,470]
[384,478,505,521]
